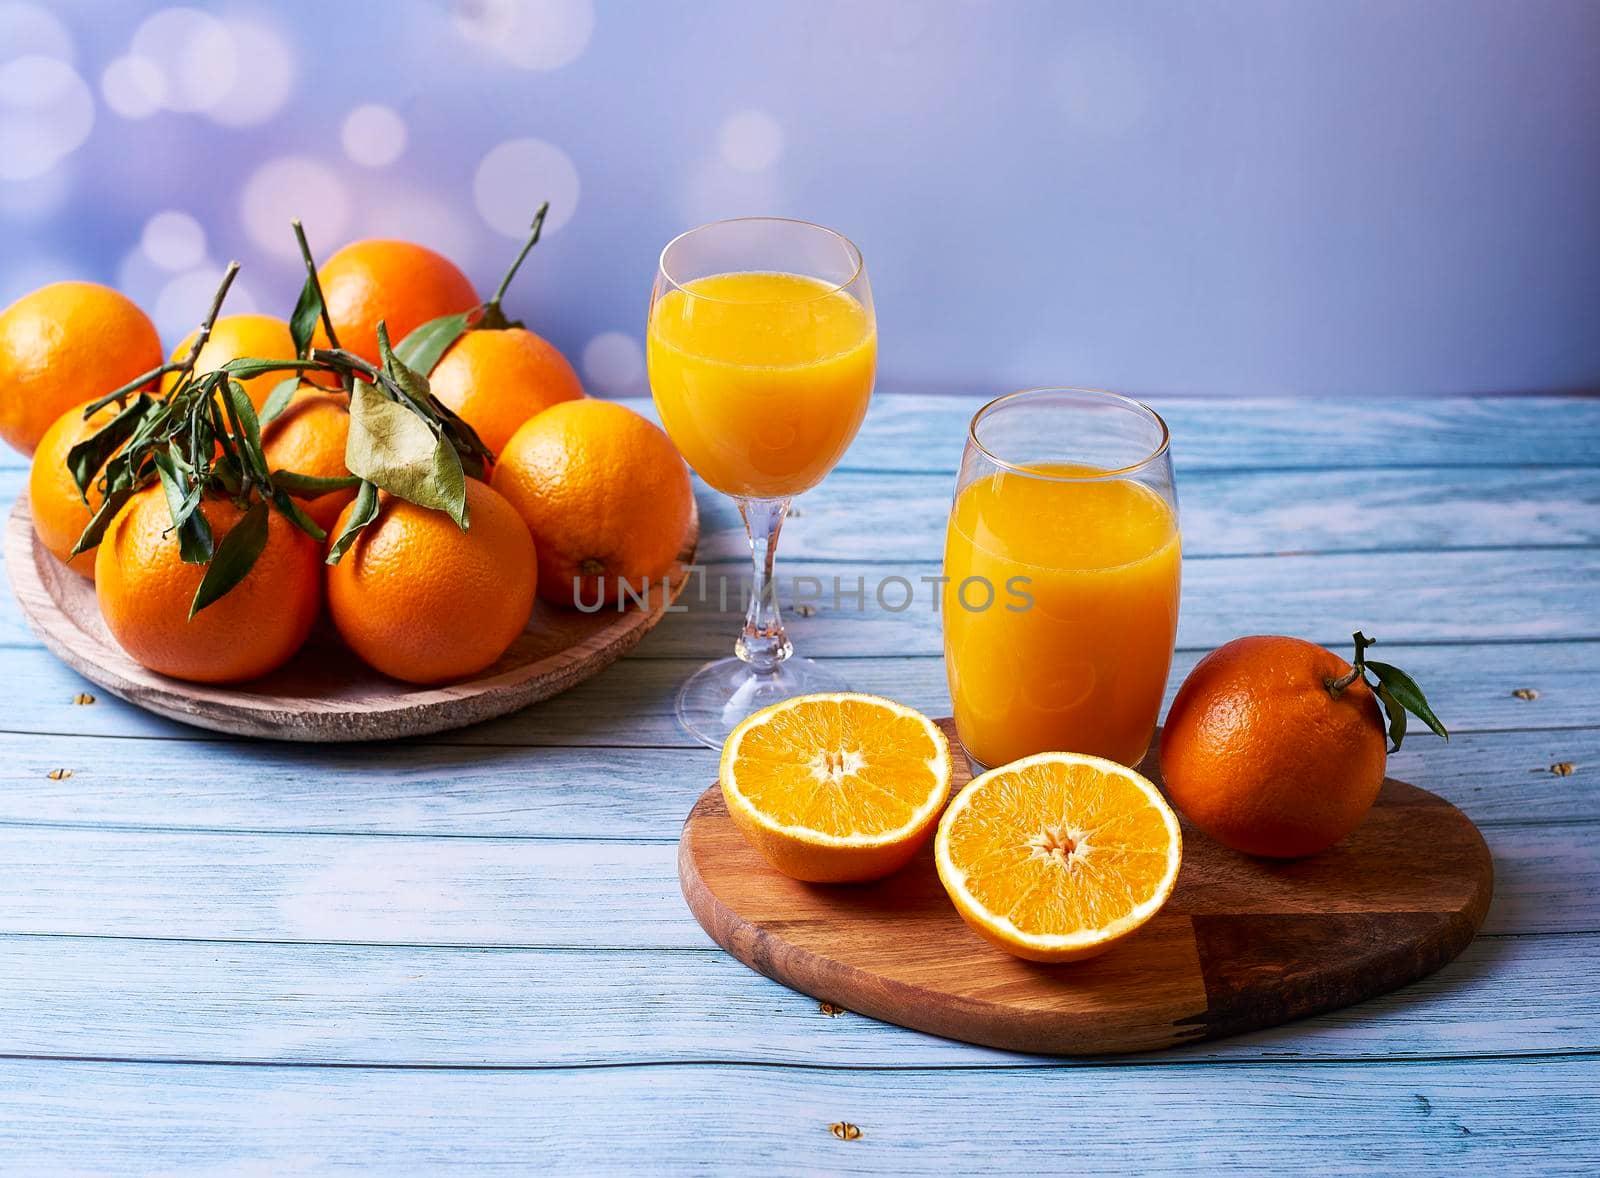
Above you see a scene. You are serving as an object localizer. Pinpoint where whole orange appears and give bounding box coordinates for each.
[428,327,583,456]
[0,282,162,455]
[314,240,478,367]
[326,478,536,684]
[96,489,323,683]
[261,388,355,531]
[29,400,127,577]
[491,399,694,608]
[161,314,301,409]
[1159,635,1387,858]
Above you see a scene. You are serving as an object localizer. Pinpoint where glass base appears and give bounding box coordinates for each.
[675,656,849,749]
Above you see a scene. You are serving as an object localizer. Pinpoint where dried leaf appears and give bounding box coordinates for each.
[830,1123,861,1141]
[345,381,466,524]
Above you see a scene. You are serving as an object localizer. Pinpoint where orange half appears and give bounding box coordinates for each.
[935,752,1182,961]
[719,693,952,883]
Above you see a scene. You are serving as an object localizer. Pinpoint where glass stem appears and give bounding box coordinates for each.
[735,497,794,673]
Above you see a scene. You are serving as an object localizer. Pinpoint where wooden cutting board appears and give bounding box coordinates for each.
[679,718,1493,1055]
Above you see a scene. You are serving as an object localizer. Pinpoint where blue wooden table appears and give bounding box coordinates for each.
[1,394,1596,1173]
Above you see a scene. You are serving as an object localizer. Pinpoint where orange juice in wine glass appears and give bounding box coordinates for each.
[942,389,1181,770]
[648,218,876,747]
[648,270,876,499]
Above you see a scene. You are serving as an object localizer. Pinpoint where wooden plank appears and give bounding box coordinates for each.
[0,932,1590,1068]
[845,395,1600,473]
[4,546,1599,664]
[695,466,1600,563]
[8,463,1599,576]
[1,639,1592,746]
[8,394,1596,474]
[0,1057,1593,1173]
[0,821,1587,947]
[0,727,1591,838]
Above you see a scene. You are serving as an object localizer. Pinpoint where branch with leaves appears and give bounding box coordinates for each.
[1325,631,1450,752]
[64,223,497,615]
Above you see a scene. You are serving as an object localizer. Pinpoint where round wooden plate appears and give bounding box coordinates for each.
[6,491,697,742]
[680,718,1494,1056]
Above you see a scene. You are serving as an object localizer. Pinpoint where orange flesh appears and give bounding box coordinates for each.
[944,760,1175,937]
[730,697,944,838]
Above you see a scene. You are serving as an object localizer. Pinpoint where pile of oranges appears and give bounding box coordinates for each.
[5,227,695,687]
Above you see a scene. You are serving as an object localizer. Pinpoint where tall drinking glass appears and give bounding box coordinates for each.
[647,218,876,747]
[942,389,1180,770]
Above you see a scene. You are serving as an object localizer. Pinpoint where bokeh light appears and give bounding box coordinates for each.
[582,331,645,395]
[0,2,74,62]
[141,211,208,272]
[473,138,579,237]
[241,156,352,260]
[0,56,94,181]
[453,0,594,71]
[341,104,408,168]
[129,7,237,115]
[100,55,165,119]
[204,16,294,127]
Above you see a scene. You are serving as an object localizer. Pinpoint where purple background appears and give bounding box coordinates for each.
[2,0,1597,397]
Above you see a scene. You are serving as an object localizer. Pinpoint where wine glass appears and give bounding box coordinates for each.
[647,218,876,748]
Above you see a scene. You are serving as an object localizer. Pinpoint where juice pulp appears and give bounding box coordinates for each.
[942,464,1181,768]
[647,271,876,499]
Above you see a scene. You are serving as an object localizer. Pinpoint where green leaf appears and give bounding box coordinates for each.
[1366,660,1450,742]
[259,377,300,425]
[269,487,326,543]
[1373,679,1408,753]
[151,448,212,564]
[394,310,471,378]
[83,364,165,416]
[70,486,133,556]
[190,499,269,617]
[344,380,463,519]
[270,469,361,496]
[224,380,269,482]
[289,273,322,358]
[220,357,321,381]
[325,479,378,565]
[65,395,151,498]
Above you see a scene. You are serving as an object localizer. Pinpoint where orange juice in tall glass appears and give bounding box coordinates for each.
[942,389,1180,769]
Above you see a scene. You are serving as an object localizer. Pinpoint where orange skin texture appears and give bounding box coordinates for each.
[30,400,125,578]
[1159,635,1388,859]
[0,281,162,455]
[491,399,694,609]
[261,388,355,532]
[428,327,584,457]
[95,489,323,684]
[326,479,537,685]
[314,240,479,367]
[161,314,308,410]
